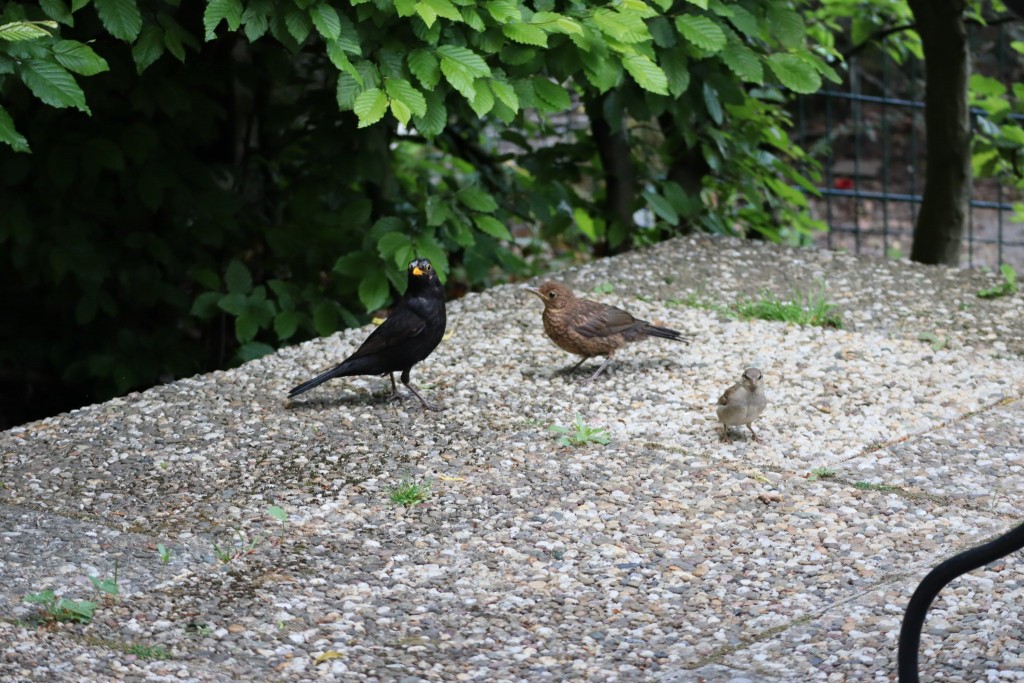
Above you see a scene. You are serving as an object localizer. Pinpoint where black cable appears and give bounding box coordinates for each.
[898,520,1024,682]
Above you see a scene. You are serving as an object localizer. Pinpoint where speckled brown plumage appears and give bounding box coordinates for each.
[526,281,690,381]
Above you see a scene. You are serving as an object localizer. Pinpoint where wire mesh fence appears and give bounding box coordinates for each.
[795,21,1024,270]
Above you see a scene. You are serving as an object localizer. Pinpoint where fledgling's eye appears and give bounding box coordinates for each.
[548,291,556,298]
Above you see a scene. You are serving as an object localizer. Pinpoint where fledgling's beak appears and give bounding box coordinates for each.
[524,286,543,300]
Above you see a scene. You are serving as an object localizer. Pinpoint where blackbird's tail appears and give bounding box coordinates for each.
[643,323,690,343]
[288,357,376,397]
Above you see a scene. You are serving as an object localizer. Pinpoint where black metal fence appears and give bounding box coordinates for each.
[795,21,1024,270]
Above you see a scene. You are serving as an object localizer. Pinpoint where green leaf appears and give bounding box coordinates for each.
[726,6,761,39]
[337,14,360,54]
[469,79,494,116]
[52,40,109,76]
[419,0,462,23]
[203,0,242,39]
[310,3,341,40]
[225,260,252,294]
[285,8,311,43]
[217,292,247,315]
[377,231,412,259]
[643,189,679,224]
[440,57,475,99]
[327,42,358,79]
[459,187,498,212]
[490,79,519,112]
[581,49,622,92]
[385,78,427,117]
[532,77,570,113]
[40,0,74,25]
[702,82,722,124]
[267,505,288,522]
[241,1,270,41]
[132,25,164,74]
[436,45,490,77]
[190,291,221,318]
[408,49,440,89]
[274,310,302,340]
[622,53,668,95]
[238,341,274,362]
[358,269,390,312]
[413,90,446,137]
[235,309,261,342]
[0,20,57,41]
[721,40,762,84]
[94,0,141,40]
[0,104,29,152]
[593,8,649,44]
[573,207,599,241]
[354,87,388,127]
[313,301,340,335]
[766,53,821,94]
[17,59,89,113]
[485,0,520,23]
[473,214,512,240]
[661,48,689,97]
[675,14,726,53]
[504,23,547,47]
[767,4,804,49]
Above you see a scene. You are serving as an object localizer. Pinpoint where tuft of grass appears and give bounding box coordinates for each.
[389,480,431,507]
[853,481,902,493]
[733,285,843,328]
[808,467,836,481]
[157,543,172,566]
[549,413,612,447]
[592,282,615,294]
[917,332,948,351]
[669,285,842,328]
[88,559,120,598]
[23,590,97,624]
[977,264,1018,299]
[123,643,171,660]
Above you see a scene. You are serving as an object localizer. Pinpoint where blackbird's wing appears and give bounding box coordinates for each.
[347,305,428,360]
[573,300,642,338]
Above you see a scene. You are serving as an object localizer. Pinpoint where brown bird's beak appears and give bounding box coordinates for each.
[524,286,543,300]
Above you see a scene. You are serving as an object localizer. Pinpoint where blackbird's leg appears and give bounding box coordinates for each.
[581,355,615,383]
[556,356,590,376]
[401,368,440,411]
[747,424,762,443]
[386,373,404,402]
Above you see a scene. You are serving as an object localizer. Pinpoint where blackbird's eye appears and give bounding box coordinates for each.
[548,291,556,299]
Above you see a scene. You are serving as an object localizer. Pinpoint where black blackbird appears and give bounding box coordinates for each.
[288,258,447,410]
[526,281,690,381]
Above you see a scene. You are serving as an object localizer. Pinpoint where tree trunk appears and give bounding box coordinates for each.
[908,0,971,266]
[587,94,636,255]
[658,112,709,235]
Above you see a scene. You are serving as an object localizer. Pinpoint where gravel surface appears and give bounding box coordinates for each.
[1,235,1023,682]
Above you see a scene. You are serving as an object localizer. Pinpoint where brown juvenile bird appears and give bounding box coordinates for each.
[716,368,767,443]
[525,281,690,381]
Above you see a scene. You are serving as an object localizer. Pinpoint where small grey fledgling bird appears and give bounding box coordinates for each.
[716,368,767,443]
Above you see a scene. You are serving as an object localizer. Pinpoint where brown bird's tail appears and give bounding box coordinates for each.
[643,324,690,343]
